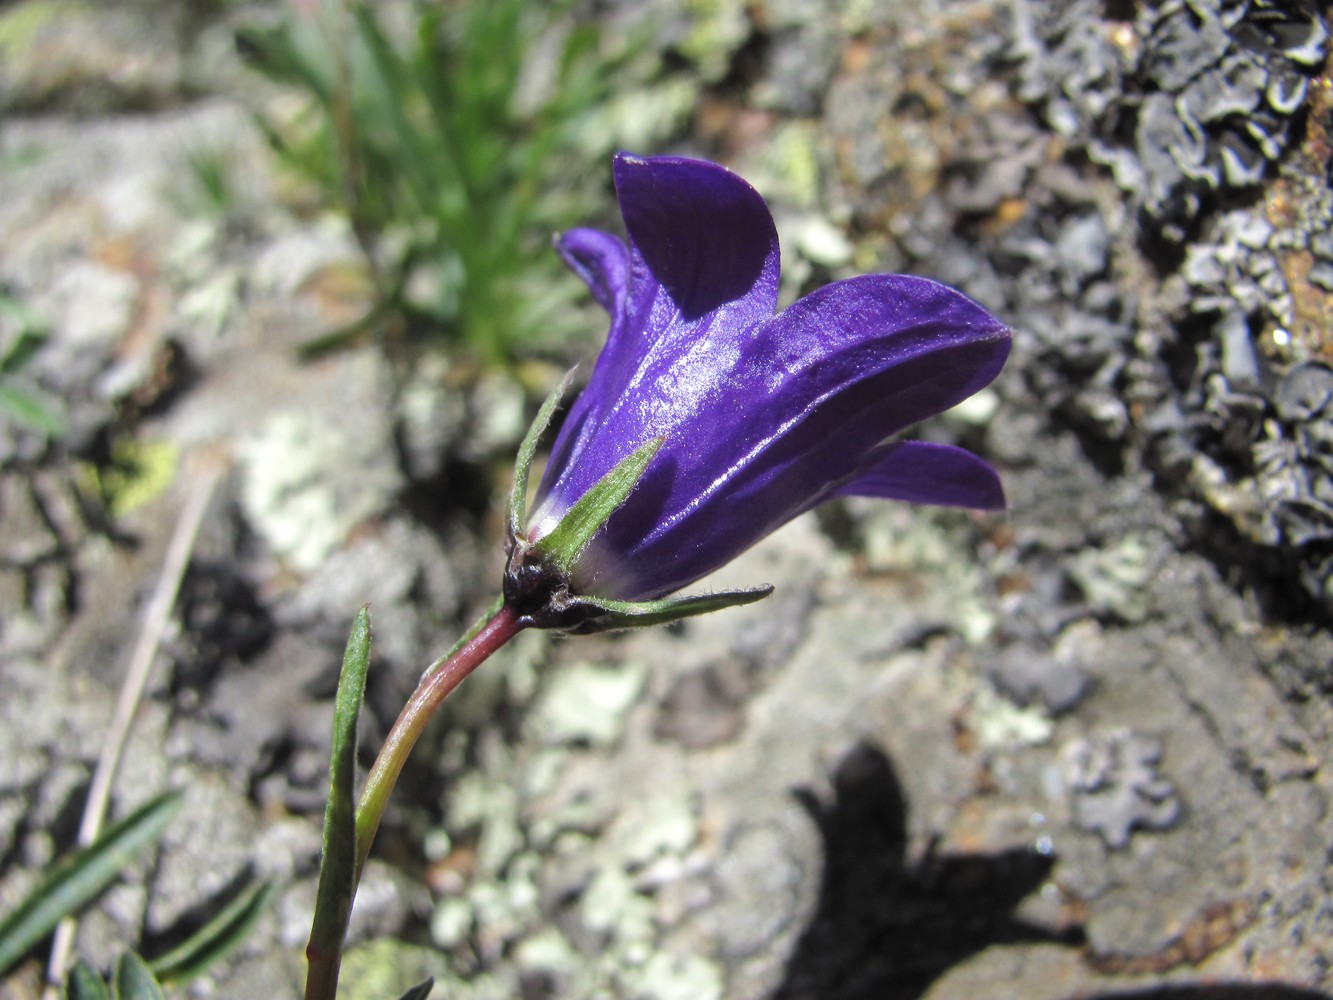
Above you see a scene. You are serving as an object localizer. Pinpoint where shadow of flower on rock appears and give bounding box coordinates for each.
[773,741,1083,1000]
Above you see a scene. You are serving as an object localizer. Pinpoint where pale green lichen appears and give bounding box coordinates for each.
[429,896,472,950]
[513,926,581,981]
[679,0,750,82]
[81,437,180,519]
[971,680,1054,749]
[621,794,699,867]
[528,660,649,746]
[468,856,542,944]
[853,504,998,645]
[1067,534,1157,623]
[791,215,855,269]
[631,951,725,1000]
[239,392,403,573]
[762,123,826,211]
[0,0,88,59]
[424,659,718,998]
[338,938,440,1000]
[581,864,655,941]
[445,765,524,876]
[575,79,698,158]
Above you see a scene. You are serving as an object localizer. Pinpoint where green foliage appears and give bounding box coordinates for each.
[65,952,164,1000]
[305,606,372,999]
[65,958,113,1000]
[146,880,276,984]
[0,792,183,978]
[110,953,165,1000]
[240,0,652,365]
[0,290,65,439]
[57,883,276,996]
[182,145,241,221]
[0,789,273,990]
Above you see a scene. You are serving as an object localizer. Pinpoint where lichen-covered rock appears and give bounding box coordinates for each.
[1016,0,1328,240]
[0,0,192,114]
[1061,730,1181,849]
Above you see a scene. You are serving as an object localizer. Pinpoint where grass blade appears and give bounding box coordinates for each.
[147,879,275,984]
[304,606,372,998]
[65,959,111,1000]
[0,791,183,977]
[0,383,66,437]
[112,953,164,1000]
[397,978,434,1000]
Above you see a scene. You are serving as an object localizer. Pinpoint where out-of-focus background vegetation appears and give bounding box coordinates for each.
[239,0,652,363]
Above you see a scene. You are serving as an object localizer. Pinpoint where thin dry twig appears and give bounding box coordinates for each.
[42,460,224,996]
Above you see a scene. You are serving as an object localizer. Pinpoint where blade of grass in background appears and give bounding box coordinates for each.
[147,880,276,985]
[239,0,665,366]
[64,959,113,1000]
[112,953,165,1000]
[0,292,66,438]
[397,978,435,1000]
[0,792,183,978]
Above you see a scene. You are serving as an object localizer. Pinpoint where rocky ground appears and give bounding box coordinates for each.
[2,1,1333,999]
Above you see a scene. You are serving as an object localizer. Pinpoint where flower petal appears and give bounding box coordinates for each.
[555,228,630,316]
[834,440,1006,510]
[634,274,1010,537]
[564,275,1009,598]
[535,154,783,528]
[614,152,779,321]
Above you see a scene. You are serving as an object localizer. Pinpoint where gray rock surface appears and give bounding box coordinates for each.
[2,1,1332,999]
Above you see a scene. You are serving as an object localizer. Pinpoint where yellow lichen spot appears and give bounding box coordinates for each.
[82,436,180,519]
[1106,21,1139,63]
[0,0,87,59]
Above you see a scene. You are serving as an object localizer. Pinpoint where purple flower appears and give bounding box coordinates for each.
[520,153,1010,607]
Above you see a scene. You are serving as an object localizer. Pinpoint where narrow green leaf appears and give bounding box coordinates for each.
[507,369,575,537]
[305,607,372,990]
[563,586,774,632]
[397,978,435,1000]
[65,959,111,1000]
[0,383,66,438]
[112,953,164,1000]
[533,437,662,573]
[0,791,183,978]
[0,319,48,374]
[148,879,275,984]
[348,5,439,204]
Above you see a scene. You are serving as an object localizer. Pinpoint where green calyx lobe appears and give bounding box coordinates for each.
[504,437,663,628]
[506,368,575,540]
[552,585,775,633]
[530,436,662,575]
[503,377,773,633]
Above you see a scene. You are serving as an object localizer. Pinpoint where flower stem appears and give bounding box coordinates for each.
[304,602,524,1000]
[354,602,524,879]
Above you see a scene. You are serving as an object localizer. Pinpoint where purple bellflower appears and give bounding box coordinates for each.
[307,154,1010,1000]
[503,153,1010,631]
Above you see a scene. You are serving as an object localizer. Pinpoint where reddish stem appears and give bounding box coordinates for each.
[304,602,524,1000]
[354,603,524,880]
